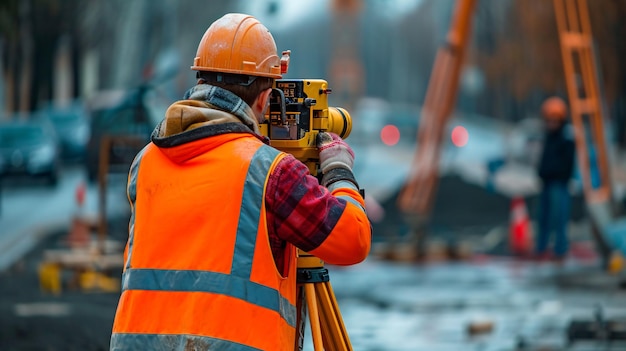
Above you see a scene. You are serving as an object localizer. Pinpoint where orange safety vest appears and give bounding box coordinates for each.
[111,133,297,351]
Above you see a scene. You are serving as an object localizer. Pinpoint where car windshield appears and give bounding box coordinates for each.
[0,126,45,148]
[49,113,79,128]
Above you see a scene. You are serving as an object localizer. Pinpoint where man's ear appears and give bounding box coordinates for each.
[252,88,272,115]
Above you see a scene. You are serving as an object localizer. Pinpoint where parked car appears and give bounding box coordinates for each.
[0,120,61,185]
[40,102,90,162]
[82,52,179,182]
[85,87,154,182]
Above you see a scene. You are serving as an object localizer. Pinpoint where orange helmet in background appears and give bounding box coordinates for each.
[191,13,287,79]
[541,96,568,121]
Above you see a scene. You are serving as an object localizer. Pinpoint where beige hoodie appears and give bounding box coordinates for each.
[157,99,245,138]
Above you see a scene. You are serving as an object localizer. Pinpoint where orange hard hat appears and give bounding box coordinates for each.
[191,13,288,79]
[541,96,568,121]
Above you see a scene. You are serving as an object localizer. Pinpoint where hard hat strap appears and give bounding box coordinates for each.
[197,71,258,87]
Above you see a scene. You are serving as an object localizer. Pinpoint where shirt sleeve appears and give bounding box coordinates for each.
[265,154,371,265]
[266,155,345,251]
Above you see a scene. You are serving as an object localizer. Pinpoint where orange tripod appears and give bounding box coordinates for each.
[294,250,352,351]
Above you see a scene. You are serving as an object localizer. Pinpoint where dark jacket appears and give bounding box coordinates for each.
[538,124,576,182]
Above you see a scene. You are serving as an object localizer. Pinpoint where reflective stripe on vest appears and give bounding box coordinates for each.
[111,333,261,351]
[231,144,274,279]
[121,268,296,327]
[125,146,147,271]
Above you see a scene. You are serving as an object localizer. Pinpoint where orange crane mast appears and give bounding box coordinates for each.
[397,0,478,217]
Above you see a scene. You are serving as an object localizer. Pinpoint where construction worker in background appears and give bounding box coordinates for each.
[109,13,371,351]
[535,96,576,262]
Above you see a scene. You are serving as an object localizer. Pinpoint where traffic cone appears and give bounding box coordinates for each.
[75,181,86,208]
[509,197,533,256]
[67,182,90,248]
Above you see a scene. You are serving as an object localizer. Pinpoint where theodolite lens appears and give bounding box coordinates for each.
[327,107,352,139]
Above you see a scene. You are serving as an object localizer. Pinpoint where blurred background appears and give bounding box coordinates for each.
[1,0,626,350]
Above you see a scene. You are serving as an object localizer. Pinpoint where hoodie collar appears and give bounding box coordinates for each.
[149,85,269,163]
[183,84,260,134]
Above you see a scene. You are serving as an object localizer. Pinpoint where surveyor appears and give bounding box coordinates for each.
[536,96,576,262]
[109,13,371,351]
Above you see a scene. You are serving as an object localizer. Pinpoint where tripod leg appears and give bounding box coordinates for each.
[294,263,353,350]
[314,281,352,351]
[295,286,307,351]
[305,284,325,351]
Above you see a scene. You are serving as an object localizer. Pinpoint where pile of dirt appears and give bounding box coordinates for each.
[372,174,586,255]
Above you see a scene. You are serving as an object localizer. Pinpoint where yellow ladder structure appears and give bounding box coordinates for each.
[553,0,611,204]
[554,0,626,271]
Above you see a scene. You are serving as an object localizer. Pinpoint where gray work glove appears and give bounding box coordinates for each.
[316,132,355,174]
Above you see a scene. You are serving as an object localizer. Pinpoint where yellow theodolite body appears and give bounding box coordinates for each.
[259,78,356,350]
[259,79,351,175]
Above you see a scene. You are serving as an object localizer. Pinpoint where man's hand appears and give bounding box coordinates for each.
[316,132,355,174]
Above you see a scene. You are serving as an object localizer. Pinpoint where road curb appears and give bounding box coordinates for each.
[0,220,67,272]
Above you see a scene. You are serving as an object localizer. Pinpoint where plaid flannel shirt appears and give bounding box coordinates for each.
[265,154,347,274]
